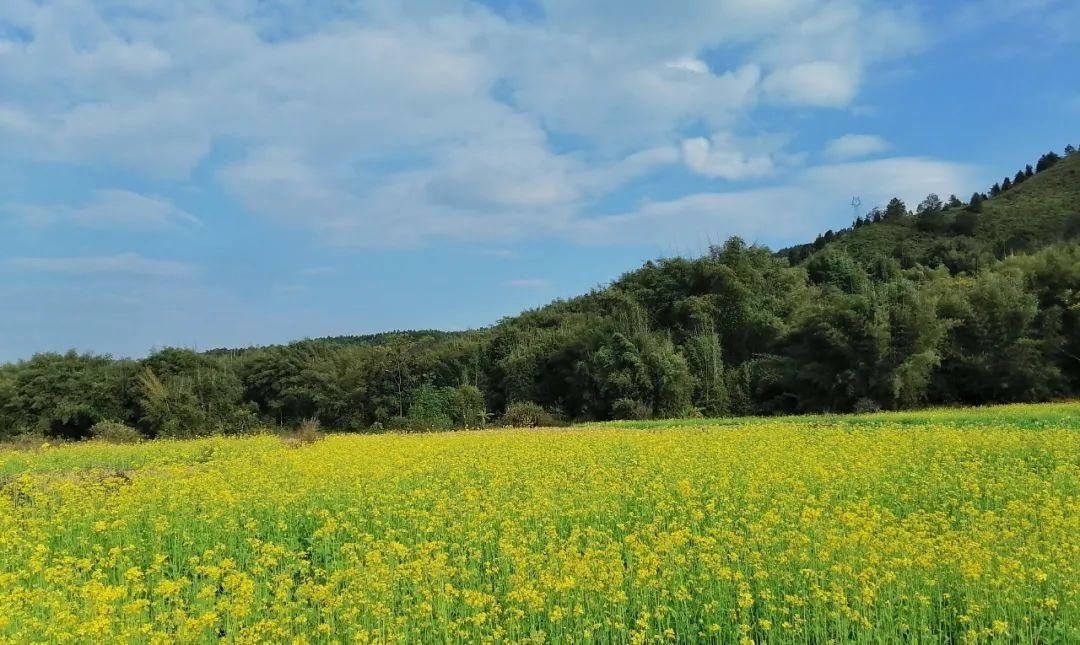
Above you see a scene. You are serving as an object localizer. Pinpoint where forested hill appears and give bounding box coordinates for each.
[782,148,1080,267]
[3,147,1079,439]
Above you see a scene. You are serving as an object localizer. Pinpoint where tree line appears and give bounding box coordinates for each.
[2,147,1078,439]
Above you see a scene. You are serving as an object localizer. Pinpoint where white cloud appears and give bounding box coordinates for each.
[4,190,199,230]
[0,0,935,247]
[665,57,709,74]
[569,157,977,247]
[9,253,199,277]
[823,134,891,160]
[763,61,858,107]
[681,132,790,180]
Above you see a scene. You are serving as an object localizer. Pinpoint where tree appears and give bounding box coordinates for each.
[241,345,319,424]
[953,209,980,236]
[1036,151,1061,173]
[584,330,694,419]
[947,194,963,209]
[917,193,943,215]
[9,352,135,439]
[1013,170,1026,185]
[1065,145,1076,156]
[935,269,1061,403]
[915,194,946,232]
[770,278,948,412]
[967,192,984,214]
[884,197,907,221]
[806,247,866,293]
[445,384,487,427]
[990,182,1001,197]
[683,319,729,416]
[1001,177,1012,192]
[1025,164,1035,177]
[405,384,454,430]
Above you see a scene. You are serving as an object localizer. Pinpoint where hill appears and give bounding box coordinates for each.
[1,146,1078,438]
[781,149,1080,268]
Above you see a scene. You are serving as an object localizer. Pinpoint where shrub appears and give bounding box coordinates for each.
[445,384,488,428]
[386,416,420,432]
[611,398,651,420]
[221,404,262,436]
[853,398,883,414]
[0,431,50,451]
[407,385,454,430]
[502,401,556,428]
[282,418,324,448]
[89,420,144,444]
[296,418,324,444]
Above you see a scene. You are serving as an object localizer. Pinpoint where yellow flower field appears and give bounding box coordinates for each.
[1,403,1078,643]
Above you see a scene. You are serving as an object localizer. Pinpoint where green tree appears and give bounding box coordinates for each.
[967,192,983,213]
[884,197,907,221]
[9,352,135,438]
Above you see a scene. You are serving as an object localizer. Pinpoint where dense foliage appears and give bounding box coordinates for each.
[1,404,1076,641]
[2,148,1078,437]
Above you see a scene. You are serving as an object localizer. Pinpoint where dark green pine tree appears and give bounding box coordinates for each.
[884,197,907,221]
[968,192,983,213]
[1036,151,1061,172]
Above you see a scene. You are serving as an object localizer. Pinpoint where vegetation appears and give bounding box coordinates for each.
[0,403,1075,642]
[1,147,1079,438]
[88,420,143,445]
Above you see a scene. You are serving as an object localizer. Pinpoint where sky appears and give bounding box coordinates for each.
[1,0,1078,361]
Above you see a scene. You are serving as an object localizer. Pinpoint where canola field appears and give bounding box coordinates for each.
[1,403,1078,643]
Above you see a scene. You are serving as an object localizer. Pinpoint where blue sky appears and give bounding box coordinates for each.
[1,0,1078,361]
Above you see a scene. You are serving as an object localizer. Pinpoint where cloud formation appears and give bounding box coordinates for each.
[6,190,200,230]
[0,0,936,248]
[571,157,978,248]
[823,134,891,161]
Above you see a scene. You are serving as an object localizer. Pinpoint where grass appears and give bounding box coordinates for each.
[0,402,1077,642]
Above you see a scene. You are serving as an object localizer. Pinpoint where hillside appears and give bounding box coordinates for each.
[1,147,1079,438]
[782,150,1080,268]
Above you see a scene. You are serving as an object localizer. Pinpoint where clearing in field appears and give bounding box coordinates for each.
[1,403,1077,643]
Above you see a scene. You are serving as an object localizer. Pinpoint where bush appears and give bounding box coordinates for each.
[445,384,488,428]
[220,405,262,436]
[853,398,883,414]
[0,431,50,451]
[89,420,144,444]
[282,418,324,448]
[406,385,454,430]
[386,416,420,432]
[611,398,651,420]
[502,401,556,428]
[296,418,324,444]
